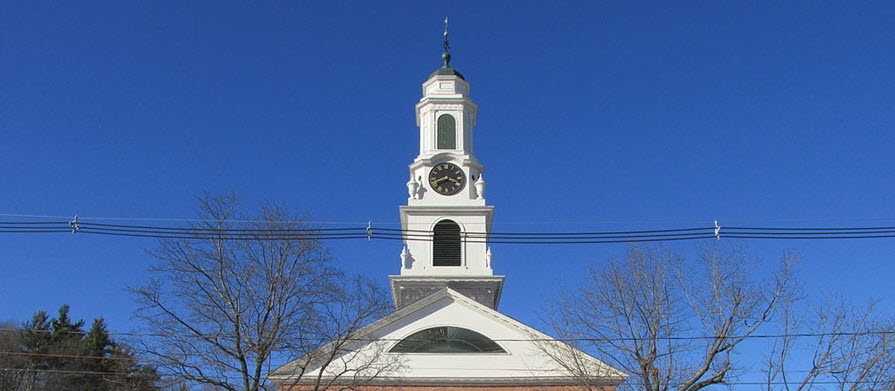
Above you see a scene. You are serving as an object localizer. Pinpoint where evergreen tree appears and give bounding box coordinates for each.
[84,317,116,380]
[21,310,52,357]
[12,305,162,391]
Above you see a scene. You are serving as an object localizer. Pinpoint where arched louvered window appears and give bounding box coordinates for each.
[436,114,456,149]
[433,220,461,266]
[389,326,506,353]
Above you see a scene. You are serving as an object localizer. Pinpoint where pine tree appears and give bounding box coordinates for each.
[14,305,162,391]
[85,317,116,378]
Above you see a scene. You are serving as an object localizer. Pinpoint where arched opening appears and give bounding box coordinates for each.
[389,326,506,353]
[436,114,456,150]
[433,220,461,266]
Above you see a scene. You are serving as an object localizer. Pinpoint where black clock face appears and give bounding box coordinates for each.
[428,163,465,195]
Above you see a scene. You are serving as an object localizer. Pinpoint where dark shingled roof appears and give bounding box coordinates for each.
[429,66,465,80]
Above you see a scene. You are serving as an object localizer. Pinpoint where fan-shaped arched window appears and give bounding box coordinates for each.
[436,114,456,149]
[433,220,461,266]
[389,327,506,353]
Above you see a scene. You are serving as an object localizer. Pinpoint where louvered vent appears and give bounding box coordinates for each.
[433,220,461,266]
[436,114,456,149]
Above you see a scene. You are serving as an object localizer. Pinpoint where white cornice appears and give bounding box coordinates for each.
[388,276,505,310]
[276,375,626,387]
[389,276,504,282]
[399,205,494,233]
[409,153,482,170]
[415,99,478,127]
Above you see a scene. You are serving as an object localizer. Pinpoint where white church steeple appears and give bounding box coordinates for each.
[271,25,627,390]
[390,23,504,310]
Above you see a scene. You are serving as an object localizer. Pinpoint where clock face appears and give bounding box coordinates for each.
[428,163,465,195]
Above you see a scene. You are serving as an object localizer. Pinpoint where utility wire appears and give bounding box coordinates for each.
[0,367,886,386]
[5,213,895,226]
[0,358,891,387]
[0,358,889,379]
[3,328,891,343]
[4,219,895,243]
[0,366,886,387]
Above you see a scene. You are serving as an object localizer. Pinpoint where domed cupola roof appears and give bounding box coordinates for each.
[429,51,465,80]
[429,17,465,80]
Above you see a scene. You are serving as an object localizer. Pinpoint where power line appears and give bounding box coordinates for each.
[0,365,890,387]
[5,213,895,226]
[0,358,884,378]
[4,327,891,343]
[4,221,895,243]
[0,367,159,377]
[0,213,390,225]
[0,350,161,364]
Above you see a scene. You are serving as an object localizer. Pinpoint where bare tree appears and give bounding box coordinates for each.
[541,245,796,391]
[763,296,895,391]
[268,298,402,391]
[131,194,395,391]
[0,321,30,390]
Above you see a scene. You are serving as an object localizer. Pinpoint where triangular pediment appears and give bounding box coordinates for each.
[269,288,626,387]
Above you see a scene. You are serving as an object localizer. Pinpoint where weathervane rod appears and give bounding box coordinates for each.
[441,16,452,67]
[443,16,450,53]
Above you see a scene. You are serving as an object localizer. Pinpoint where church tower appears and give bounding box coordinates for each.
[389,23,504,310]
[271,24,626,390]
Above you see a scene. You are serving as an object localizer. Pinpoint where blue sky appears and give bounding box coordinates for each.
[2,0,893,363]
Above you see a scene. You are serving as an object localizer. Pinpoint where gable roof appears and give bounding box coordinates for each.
[269,288,626,387]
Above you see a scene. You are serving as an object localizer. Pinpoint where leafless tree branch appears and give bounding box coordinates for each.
[542,244,797,391]
[131,194,396,391]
